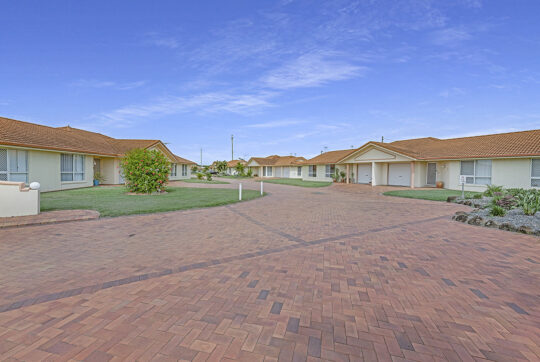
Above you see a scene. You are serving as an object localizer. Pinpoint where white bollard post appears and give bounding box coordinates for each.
[260,181,263,195]
[239,183,242,201]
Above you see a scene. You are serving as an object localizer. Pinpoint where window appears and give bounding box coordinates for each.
[308,165,317,177]
[460,160,491,185]
[61,154,85,181]
[532,159,540,187]
[297,166,302,176]
[182,164,188,177]
[0,149,28,183]
[325,164,335,178]
[263,166,273,177]
[170,163,177,177]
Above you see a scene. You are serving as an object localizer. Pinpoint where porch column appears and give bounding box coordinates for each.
[410,161,415,189]
[346,164,350,184]
[371,162,377,186]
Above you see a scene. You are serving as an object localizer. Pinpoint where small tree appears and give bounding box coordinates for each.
[234,162,246,176]
[121,148,170,193]
[216,161,228,174]
[191,165,199,173]
[246,168,253,177]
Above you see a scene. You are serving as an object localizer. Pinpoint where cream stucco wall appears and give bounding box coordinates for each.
[0,181,40,217]
[99,158,116,185]
[169,164,192,180]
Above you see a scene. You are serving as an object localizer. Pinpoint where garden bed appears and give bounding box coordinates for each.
[451,186,540,236]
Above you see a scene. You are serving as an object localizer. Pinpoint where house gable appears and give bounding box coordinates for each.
[339,144,414,164]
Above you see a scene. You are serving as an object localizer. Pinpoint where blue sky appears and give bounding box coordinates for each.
[1,0,540,163]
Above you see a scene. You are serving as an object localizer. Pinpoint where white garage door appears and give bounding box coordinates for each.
[388,164,411,186]
[357,164,372,184]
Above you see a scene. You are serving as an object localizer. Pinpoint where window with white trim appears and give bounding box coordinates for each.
[460,160,492,185]
[308,165,317,177]
[61,154,85,181]
[182,164,188,176]
[0,149,28,183]
[325,164,335,178]
[532,159,540,187]
[297,166,302,176]
[263,166,273,177]
[170,163,177,177]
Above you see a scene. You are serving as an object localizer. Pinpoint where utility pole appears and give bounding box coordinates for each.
[200,148,203,166]
[231,134,234,161]
[381,136,384,143]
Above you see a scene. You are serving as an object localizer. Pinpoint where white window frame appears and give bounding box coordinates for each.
[460,160,492,185]
[325,164,335,178]
[170,163,177,177]
[297,166,302,176]
[61,154,85,182]
[308,165,317,177]
[182,164,188,177]
[0,149,29,183]
[263,166,273,177]
[532,159,540,187]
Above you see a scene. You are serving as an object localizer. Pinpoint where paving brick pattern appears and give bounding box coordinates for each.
[0,210,99,229]
[0,181,538,361]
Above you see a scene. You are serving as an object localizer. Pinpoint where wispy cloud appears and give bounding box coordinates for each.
[245,119,305,128]
[262,52,366,89]
[90,91,275,127]
[439,87,467,97]
[71,79,146,90]
[144,33,179,49]
[430,27,472,46]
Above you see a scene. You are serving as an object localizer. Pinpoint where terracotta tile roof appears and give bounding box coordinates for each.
[227,159,247,168]
[174,155,196,165]
[306,149,357,164]
[367,130,540,160]
[0,117,193,161]
[248,155,306,166]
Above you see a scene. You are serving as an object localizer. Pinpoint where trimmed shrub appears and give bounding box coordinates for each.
[121,148,170,194]
[490,205,506,217]
[483,184,503,197]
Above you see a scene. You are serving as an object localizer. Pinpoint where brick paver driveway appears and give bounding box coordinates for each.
[0,181,538,361]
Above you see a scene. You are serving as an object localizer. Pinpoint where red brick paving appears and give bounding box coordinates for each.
[0,181,538,361]
[0,210,99,229]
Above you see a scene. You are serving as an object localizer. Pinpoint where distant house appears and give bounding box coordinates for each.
[227,159,247,175]
[247,155,306,178]
[0,117,196,192]
[335,130,540,190]
[302,149,357,182]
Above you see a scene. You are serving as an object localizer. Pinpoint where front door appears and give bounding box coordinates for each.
[427,163,436,185]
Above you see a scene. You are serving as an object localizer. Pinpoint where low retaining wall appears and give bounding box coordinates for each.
[0,181,39,217]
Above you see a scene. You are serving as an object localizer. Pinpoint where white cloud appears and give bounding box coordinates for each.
[439,87,466,97]
[262,52,366,89]
[91,91,275,127]
[430,27,472,46]
[144,33,179,49]
[72,79,146,90]
[245,119,305,128]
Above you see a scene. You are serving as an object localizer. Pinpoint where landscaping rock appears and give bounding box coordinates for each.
[484,220,499,228]
[518,226,534,235]
[447,196,457,203]
[499,223,516,232]
[454,213,468,222]
[468,216,484,226]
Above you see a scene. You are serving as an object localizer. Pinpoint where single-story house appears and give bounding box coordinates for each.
[247,155,306,178]
[334,129,540,191]
[0,117,196,192]
[227,159,247,175]
[302,149,357,182]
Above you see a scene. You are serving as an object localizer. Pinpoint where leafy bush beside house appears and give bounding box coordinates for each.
[121,148,171,194]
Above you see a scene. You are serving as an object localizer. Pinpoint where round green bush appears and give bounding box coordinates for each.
[121,148,171,194]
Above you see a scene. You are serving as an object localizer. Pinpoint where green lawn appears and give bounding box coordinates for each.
[383,189,481,202]
[262,178,332,188]
[41,186,261,217]
[179,178,229,184]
